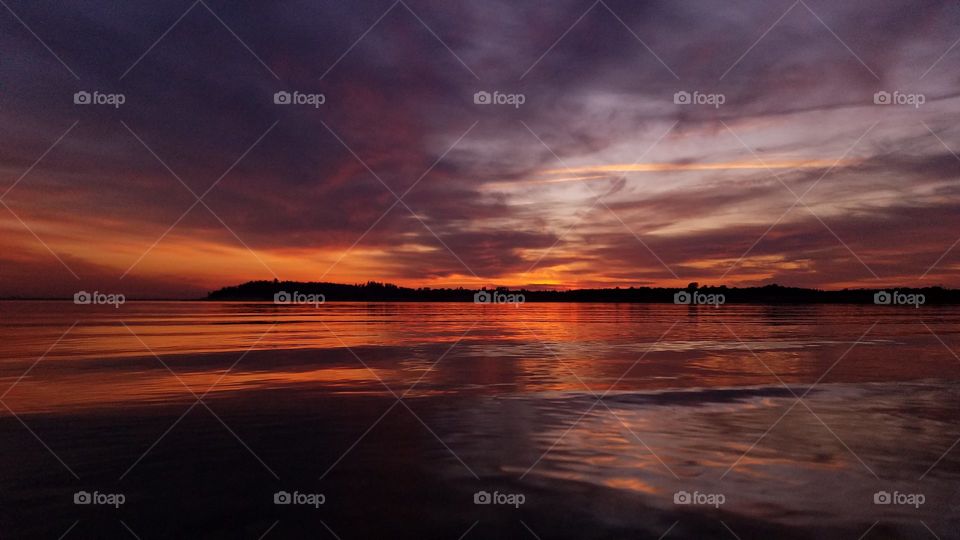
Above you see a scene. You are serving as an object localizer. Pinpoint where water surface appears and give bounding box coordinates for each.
[1,302,958,538]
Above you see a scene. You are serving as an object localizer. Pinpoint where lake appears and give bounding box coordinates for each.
[1,302,958,538]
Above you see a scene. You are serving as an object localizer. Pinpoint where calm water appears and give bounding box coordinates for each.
[1,301,959,539]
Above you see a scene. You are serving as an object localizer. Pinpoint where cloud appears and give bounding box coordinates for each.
[1,0,960,295]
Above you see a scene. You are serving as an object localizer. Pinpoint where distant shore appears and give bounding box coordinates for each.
[201,280,960,305]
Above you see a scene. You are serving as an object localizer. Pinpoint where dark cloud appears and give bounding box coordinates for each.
[2,0,960,295]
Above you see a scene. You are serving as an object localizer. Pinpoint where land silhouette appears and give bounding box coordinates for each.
[206,280,960,304]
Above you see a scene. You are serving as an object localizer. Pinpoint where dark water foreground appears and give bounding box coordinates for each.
[1,302,959,538]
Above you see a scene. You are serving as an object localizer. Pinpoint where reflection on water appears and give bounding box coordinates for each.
[1,302,959,538]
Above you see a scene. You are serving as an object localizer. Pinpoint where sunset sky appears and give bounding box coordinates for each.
[2,0,960,298]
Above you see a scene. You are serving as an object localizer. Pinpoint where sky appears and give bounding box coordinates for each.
[1,0,959,298]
